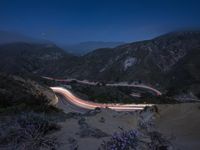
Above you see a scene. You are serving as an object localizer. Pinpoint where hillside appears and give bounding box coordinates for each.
[0,42,76,74]
[0,74,64,149]
[58,31,200,97]
[0,73,182,150]
[0,73,57,110]
[0,74,199,150]
[65,32,200,82]
[61,41,125,55]
[0,31,200,97]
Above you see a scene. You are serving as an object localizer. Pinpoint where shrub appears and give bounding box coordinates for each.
[101,130,171,150]
[0,112,60,150]
[101,130,139,150]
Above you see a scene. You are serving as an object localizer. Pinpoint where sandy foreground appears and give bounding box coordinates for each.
[155,103,200,150]
[52,103,200,150]
[53,109,139,150]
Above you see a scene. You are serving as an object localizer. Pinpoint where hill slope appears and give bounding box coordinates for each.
[63,32,200,83]
[57,31,200,97]
[0,31,200,97]
[61,41,125,55]
[0,42,76,74]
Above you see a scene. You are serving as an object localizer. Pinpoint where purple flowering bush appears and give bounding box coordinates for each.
[101,130,139,150]
[101,130,171,150]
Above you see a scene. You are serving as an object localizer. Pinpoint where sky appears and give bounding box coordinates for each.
[0,0,200,44]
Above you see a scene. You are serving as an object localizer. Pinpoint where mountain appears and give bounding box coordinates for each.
[0,31,200,97]
[60,41,125,55]
[63,31,200,81]
[0,30,51,44]
[167,47,200,96]
[1,32,200,150]
[56,31,200,97]
[0,42,75,74]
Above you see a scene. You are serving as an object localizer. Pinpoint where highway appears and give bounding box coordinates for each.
[106,83,162,96]
[44,76,161,111]
[43,76,162,96]
[51,87,153,111]
[56,94,88,113]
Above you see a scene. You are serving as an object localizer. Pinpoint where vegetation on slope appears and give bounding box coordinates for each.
[0,74,65,149]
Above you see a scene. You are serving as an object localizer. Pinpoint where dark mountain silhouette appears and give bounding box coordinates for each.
[0,30,51,44]
[60,41,125,55]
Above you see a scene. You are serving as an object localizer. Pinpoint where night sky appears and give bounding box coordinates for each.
[1,0,200,44]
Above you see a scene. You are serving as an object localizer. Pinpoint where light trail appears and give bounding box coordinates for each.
[51,87,153,111]
[43,76,162,96]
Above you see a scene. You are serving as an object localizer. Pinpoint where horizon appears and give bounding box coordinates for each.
[2,29,200,46]
[0,29,162,45]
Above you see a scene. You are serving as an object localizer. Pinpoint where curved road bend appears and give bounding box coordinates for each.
[106,83,162,96]
[56,94,88,113]
[51,87,153,111]
[43,76,162,96]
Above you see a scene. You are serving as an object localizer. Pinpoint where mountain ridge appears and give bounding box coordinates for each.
[60,41,125,55]
[0,31,200,97]
[0,30,52,45]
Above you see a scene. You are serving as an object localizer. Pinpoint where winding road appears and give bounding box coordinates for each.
[43,76,162,96]
[44,77,162,111]
[51,87,153,111]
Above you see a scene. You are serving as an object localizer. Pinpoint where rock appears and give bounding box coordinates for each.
[68,137,78,150]
[99,117,105,123]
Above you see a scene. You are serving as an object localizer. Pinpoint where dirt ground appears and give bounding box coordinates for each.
[156,103,200,150]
